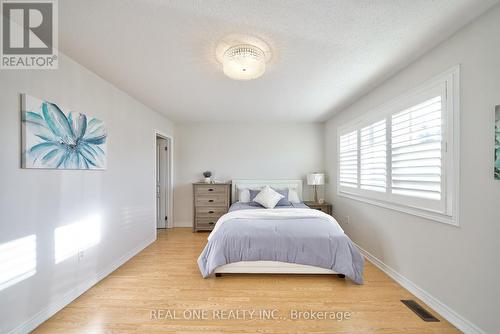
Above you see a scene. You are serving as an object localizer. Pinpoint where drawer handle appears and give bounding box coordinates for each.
[208,188,214,192]
[209,222,214,225]
[208,199,214,203]
[208,211,214,214]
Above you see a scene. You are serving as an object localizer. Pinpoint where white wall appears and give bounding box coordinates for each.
[0,53,174,333]
[324,5,500,334]
[174,123,324,226]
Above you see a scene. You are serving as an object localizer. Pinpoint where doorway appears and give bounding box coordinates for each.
[156,134,173,229]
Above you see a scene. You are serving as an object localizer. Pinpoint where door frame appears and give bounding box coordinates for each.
[154,130,174,230]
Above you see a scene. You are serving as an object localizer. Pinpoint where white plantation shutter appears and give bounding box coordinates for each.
[360,120,387,192]
[339,130,358,188]
[391,96,442,200]
[336,66,459,224]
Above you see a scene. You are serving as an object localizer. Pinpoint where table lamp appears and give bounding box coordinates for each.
[307,173,325,203]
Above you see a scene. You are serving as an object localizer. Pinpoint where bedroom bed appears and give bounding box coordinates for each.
[197,179,364,284]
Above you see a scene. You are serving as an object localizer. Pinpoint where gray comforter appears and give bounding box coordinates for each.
[197,203,364,284]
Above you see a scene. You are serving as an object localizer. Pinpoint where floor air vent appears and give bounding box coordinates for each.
[401,300,439,322]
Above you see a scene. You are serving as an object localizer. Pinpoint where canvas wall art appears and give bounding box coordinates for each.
[496,105,500,180]
[21,94,107,169]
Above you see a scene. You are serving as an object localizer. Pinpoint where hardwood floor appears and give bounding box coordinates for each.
[34,228,460,333]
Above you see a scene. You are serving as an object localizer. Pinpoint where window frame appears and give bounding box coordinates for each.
[336,66,460,226]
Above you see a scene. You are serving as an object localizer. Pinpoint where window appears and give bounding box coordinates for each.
[339,130,358,188]
[337,66,460,225]
[391,96,442,200]
[360,119,386,192]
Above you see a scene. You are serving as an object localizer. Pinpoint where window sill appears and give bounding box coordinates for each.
[337,191,459,227]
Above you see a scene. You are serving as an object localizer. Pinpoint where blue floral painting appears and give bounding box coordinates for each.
[496,105,500,180]
[21,94,107,169]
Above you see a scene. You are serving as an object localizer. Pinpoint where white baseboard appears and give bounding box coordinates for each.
[9,234,157,334]
[354,242,485,334]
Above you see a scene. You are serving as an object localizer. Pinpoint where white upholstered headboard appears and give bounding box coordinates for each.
[231,179,303,203]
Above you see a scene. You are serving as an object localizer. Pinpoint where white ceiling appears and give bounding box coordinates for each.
[59,0,498,122]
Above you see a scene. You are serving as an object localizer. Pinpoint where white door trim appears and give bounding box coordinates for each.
[154,130,174,230]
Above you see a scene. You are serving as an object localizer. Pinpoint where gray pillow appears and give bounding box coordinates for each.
[249,188,291,206]
[248,189,262,207]
[275,188,291,206]
[249,189,260,201]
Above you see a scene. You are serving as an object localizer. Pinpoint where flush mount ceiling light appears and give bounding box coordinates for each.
[216,34,272,80]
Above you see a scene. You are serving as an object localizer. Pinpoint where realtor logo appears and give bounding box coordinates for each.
[1,0,58,69]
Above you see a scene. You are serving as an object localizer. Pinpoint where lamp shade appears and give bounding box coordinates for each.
[307,173,325,186]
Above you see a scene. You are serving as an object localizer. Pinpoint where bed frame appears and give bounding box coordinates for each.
[213,261,341,276]
[215,179,342,278]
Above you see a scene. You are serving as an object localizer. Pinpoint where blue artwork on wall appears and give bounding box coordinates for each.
[21,94,107,169]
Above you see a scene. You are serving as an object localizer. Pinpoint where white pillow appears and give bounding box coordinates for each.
[237,188,251,202]
[253,186,284,209]
[288,188,301,203]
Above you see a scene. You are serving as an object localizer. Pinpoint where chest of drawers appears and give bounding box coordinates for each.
[193,183,231,232]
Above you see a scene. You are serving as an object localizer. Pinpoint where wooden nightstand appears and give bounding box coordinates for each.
[304,201,332,215]
[193,183,231,232]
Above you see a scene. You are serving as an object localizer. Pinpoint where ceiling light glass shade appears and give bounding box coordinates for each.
[222,44,266,80]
